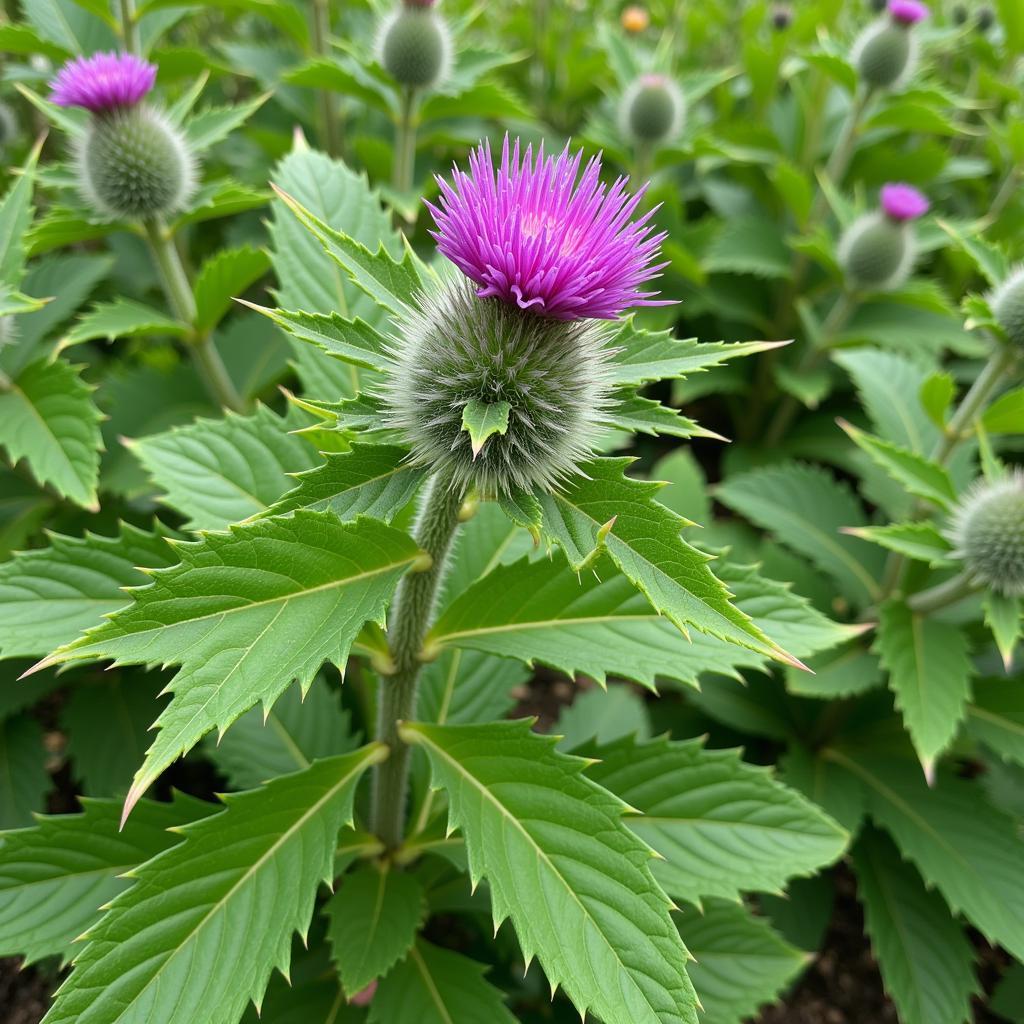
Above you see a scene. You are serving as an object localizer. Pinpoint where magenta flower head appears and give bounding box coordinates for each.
[425,136,670,321]
[881,183,929,222]
[50,52,156,114]
[888,0,929,25]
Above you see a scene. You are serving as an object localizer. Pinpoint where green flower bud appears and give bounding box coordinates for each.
[990,268,1024,348]
[976,6,995,31]
[77,106,195,220]
[838,212,915,290]
[381,277,611,496]
[951,3,968,24]
[378,6,452,90]
[949,473,1024,597]
[853,20,917,89]
[619,75,685,147]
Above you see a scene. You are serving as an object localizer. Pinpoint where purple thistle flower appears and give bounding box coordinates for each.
[888,0,928,25]
[881,182,930,222]
[50,52,156,113]
[425,136,671,321]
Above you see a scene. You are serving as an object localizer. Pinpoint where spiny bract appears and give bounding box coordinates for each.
[77,106,196,219]
[949,472,1024,597]
[380,277,611,497]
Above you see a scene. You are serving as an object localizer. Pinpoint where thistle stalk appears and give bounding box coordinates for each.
[311,0,341,158]
[393,86,418,195]
[370,476,464,849]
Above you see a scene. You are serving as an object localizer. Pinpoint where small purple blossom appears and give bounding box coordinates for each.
[888,0,928,25]
[425,136,670,321]
[50,52,156,113]
[881,183,930,222]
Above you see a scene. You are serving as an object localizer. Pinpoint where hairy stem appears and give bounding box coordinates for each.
[119,0,140,55]
[906,570,979,614]
[311,0,341,158]
[371,476,464,849]
[142,218,247,414]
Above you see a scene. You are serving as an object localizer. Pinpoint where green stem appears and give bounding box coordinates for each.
[142,219,246,414]
[119,0,140,54]
[370,477,464,850]
[392,87,418,196]
[311,0,341,158]
[906,570,979,614]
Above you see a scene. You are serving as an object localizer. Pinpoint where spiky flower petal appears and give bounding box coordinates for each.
[380,277,611,496]
[888,0,928,25]
[948,473,1024,597]
[426,136,671,321]
[50,52,156,113]
[880,182,929,222]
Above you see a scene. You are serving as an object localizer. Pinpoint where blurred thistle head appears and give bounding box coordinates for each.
[377,2,451,90]
[854,0,927,89]
[382,136,670,496]
[621,5,651,32]
[619,74,685,147]
[50,52,196,221]
[771,4,793,30]
[839,183,928,290]
[976,5,995,31]
[948,472,1024,597]
[951,2,968,23]
[989,267,1024,349]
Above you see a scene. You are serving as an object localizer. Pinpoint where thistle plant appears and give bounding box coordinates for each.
[853,0,929,90]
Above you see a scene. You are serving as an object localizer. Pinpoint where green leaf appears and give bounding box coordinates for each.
[982,592,1021,671]
[786,640,883,700]
[539,458,797,667]
[326,866,425,997]
[0,358,103,510]
[676,900,808,1024]
[58,298,188,353]
[839,420,957,510]
[19,0,115,53]
[874,602,972,773]
[853,828,977,1024]
[965,678,1024,767]
[193,245,270,333]
[920,371,956,429]
[982,387,1024,434]
[205,675,359,790]
[0,136,40,288]
[0,523,176,659]
[607,319,784,387]
[938,220,1009,287]
[248,306,392,373]
[845,521,955,566]
[130,405,319,531]
[261,443,424,524]
[40,513,420,817]
[828,750,1024,961]
[416,648,524,726]
[557,685,651,752]
[42,745,386,1024]
[368,940,517,1024]
[582,735,847,905]
[272,185,424,317]
[0,795,214,967]
[460,399,511,457]
[602,389,716,440]
[496,487,542,539]
[183,94,269,152]
[0,715,49,829]
[400,720,698,1024]
[717,462,886,607]
[704,215,792,279]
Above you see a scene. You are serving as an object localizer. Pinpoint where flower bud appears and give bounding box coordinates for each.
[990,268,1024,349]
[619,74,685,147]
[79,106,195,219]
[853,1,928,90]
[621,5,650,33]
[951,3,968,24]
[771,4,793,30]
[838,183,928,291]
[378,5,452,90]
[949,473,1024,597]
[976,6,995,31]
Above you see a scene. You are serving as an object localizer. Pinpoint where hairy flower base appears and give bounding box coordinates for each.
[377,6,451,89]
[77,106,195,219]
[381,278,611,495]
[838,211,914,291]
[991,268,1024,349]
[853,20,917,89]
[619,76,685,146]
[950,473,1024,597]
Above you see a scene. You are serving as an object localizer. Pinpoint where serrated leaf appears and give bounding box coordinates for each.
[58,298,188,353]
[582,735,846,905]
[845,522,955,566]
[874,601,972,773]
[184,94,269,152]
[827,750,1024,961]
[248,306,392,373]
[557,685,651,752]
[0,140,39,288]
[839,420,957,509]
[965,678,1024,767]
[0,715,49,829]
[193,245,270,333]
[0,795,215,967]
[539,458,798,667]
[42,745,385,1024]
[602,389,715,440]
[496,487,542,538]
[130,405,319,531]
[0,523,176,659]
[0,358,102,509]
[262,443,424,524]
[717,462,886,607]
[326,866,425,997]
[40,513,420,817]
[938,220,1009,287]
[400,720,698,1024]
[786,640,883,700]
[983,592,1021,670]
[206,675,359,790]
[920,371,955,428]
[676,900,807,1024]
[460,399,510,457]
[704,215,792,279]
[368,940,517,1024]
[853,828,977,1024]
[416,648,525,726]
